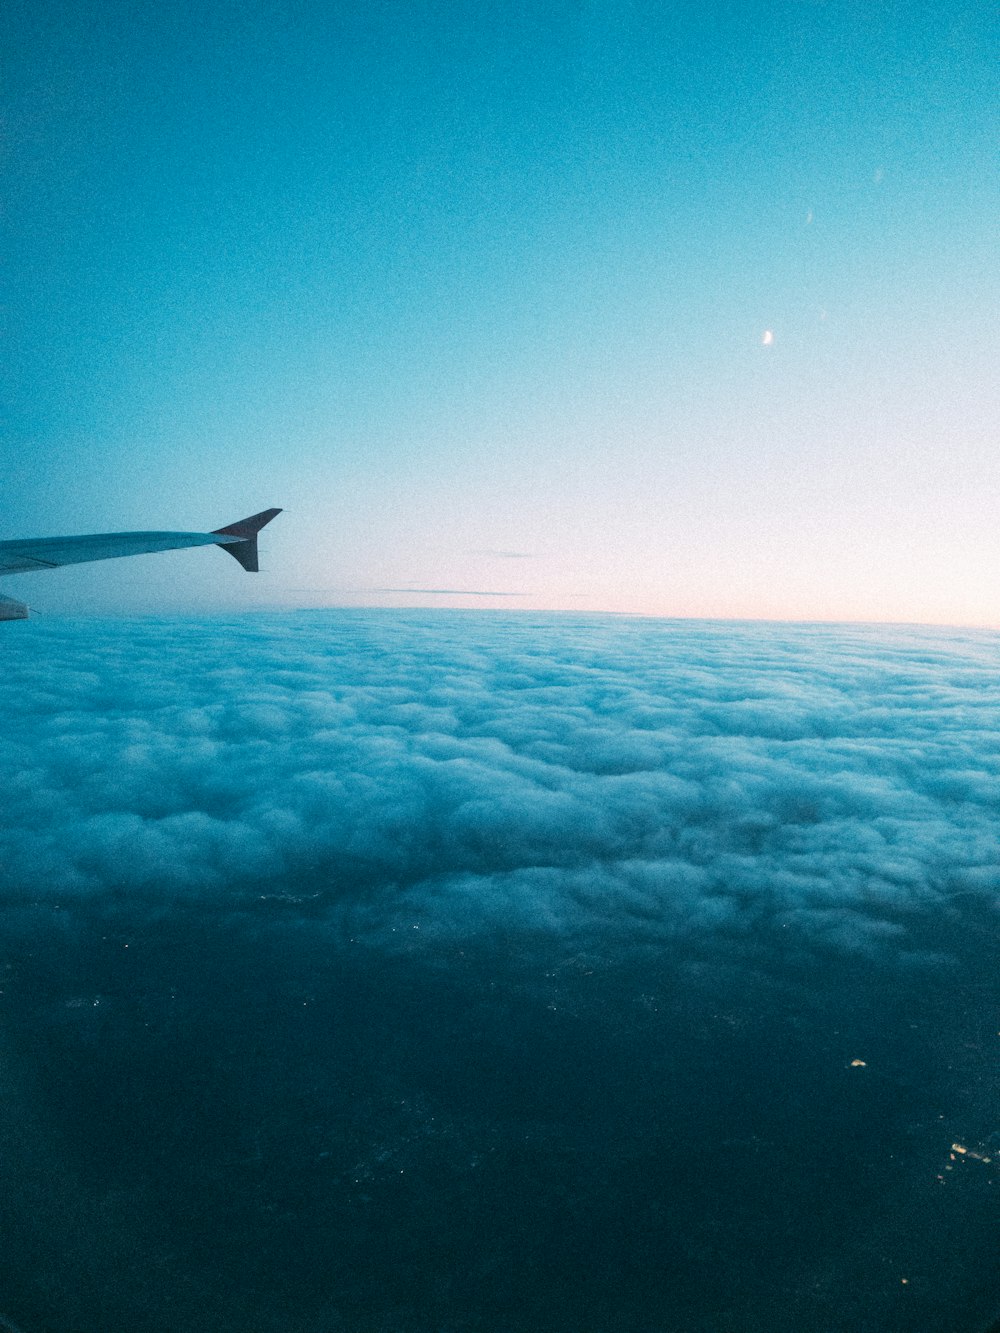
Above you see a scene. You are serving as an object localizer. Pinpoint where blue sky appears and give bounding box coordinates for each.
[3,0,997,621]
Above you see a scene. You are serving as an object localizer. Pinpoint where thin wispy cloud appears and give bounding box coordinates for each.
[471,550,537,560]
[370,588,529,597]
[283,588,529,597]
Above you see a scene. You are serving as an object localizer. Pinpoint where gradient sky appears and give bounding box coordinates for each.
[3,0,997,622]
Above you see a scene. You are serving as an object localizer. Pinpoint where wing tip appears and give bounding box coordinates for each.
[211,508,283,541]
[212,507,282,573]
[0,595,29,621]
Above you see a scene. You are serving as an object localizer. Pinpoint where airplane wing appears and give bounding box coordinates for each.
[0,508,281,620]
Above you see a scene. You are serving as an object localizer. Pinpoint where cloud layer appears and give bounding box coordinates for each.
[4,611,1000,959]
[4,611,1000,1333]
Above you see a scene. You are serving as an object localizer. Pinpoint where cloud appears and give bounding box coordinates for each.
[3,613,999,961]
[4,612,1000,1332]
[369,588,529,596]
[471,550,537,559]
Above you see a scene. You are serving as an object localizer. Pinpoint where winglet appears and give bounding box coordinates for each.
[0,594,29,621]
[211,508,282,572]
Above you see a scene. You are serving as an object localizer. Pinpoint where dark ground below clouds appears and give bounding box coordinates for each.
[0,897,997,1333]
